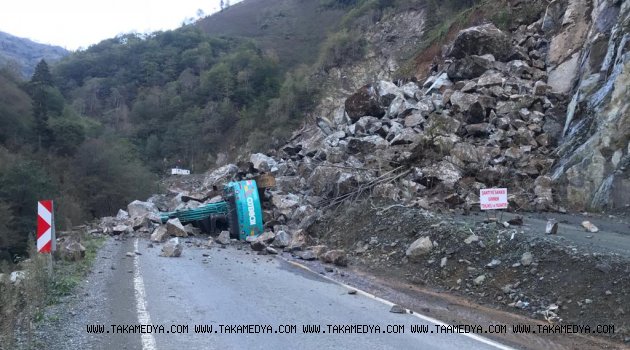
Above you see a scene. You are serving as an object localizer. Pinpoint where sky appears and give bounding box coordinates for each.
[0,0,242,51]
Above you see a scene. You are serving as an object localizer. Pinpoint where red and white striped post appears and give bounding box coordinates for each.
[37,200,55,253]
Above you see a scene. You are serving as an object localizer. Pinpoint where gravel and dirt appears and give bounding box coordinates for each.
[310,199,630,347]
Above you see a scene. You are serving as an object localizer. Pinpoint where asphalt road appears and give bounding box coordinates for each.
[458,211,630,257]
[85,237,515,350]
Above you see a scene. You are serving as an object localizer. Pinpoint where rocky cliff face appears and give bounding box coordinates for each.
[543,0,629,211]
[312,8,427,125]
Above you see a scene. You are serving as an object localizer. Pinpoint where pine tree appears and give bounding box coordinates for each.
[29,60,55,149]
[31,60,53,86]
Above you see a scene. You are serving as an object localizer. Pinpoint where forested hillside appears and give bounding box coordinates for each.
[51,0,426,172]
[0,63,154,260]
[53,28,297,171]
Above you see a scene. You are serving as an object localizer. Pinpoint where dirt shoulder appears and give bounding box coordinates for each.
[310,200,630,348]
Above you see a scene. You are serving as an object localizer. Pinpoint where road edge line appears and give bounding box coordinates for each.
[134,239,158,350]
[283,258,518,350]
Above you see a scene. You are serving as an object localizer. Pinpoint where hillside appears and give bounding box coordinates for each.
[0,31,68,79]
[197,0,347,68]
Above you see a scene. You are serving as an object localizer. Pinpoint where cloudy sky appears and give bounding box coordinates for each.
[0,0,242,51]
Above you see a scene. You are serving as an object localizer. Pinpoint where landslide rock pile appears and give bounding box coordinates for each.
[92,21,573,253]
[271,22,565,215]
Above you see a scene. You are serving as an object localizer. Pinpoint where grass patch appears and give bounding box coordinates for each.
[49,234,105,301]
[0,232,105,347]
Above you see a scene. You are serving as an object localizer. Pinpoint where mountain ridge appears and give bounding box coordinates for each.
[0,31,69,79]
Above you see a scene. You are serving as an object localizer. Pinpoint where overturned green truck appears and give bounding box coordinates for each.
[159,180,264,240]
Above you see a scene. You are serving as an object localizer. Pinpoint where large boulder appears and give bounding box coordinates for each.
[287,229,309,251]
[161,238,183,257]
[405,236,433,262]
[307,166,341,197]
[345,85,385,123]
[447,24,512,62]
[10,271,25,284]
[127,200,158,219]
[116,209,129,221]
[112,224,131,235]
[202,164,238,189]
[425,73,453,93]
[131,215,150,230]
[150,225,169,242]
[476,71,504,88]
[216,231,231,245]
[354,116,382,136]
[376,80,403,106]
[250,153,277,172]
[166,218,188,237]
[58,238,86,261]
[534,175,554,210]
[387,96,418,118]
[420,161,462,189]
[272,231,292,248]
[400,82,421,99]
[404,112,425,128]
[449,91,479,112]
[390,128,421,145]
[250,240,267,251]
[309,245,328,258]
[346,135,388,154]
[256,231,276,244]
[321,250,348,267]
[446,55,494,80]
[271,193,300,216]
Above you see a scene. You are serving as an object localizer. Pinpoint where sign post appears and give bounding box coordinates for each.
[37,200,55,275]
[479,188,508,221]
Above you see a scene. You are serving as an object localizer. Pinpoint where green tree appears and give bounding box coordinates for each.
[71,137,155,217]
[48,118,86,156]
[0,72,34,146]
[0,160,55,254]
[201,62,234,100]
[29,60,63,149]
[0,200,17,251]
[31,60,53,86]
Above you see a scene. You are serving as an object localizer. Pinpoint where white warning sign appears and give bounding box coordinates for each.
[171,168,191,175]
[480,188,508,210]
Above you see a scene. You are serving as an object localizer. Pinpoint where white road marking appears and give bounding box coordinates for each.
[285,259,518,350]
[134,239,157,350]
